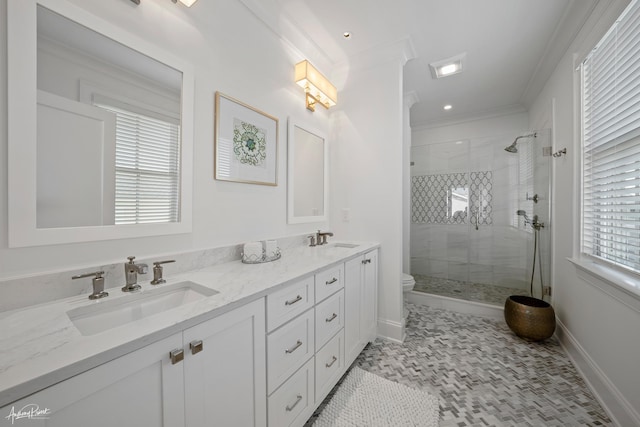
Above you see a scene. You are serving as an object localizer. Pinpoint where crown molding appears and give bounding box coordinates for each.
[411,104,527,131]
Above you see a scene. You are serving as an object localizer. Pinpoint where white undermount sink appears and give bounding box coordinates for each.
[325,242,360,249]
[67,281,218,336]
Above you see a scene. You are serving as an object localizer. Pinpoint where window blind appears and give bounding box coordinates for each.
[96,103,181,225]
[581,0,640,273]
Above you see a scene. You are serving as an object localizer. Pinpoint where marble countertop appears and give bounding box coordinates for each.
[0,241,379,407]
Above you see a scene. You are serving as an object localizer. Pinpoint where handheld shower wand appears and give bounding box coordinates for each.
[516,209,546,298]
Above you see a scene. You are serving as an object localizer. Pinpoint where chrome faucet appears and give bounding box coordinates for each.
[72,271,109,300]
[150,260,176,285]
[122,256,148,292]
[316,230,334,245]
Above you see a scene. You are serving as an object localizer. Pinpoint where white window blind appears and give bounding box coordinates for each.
[96,102,181,225]
[581,0,640,273]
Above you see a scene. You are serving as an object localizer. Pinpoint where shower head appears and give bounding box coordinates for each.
[504,142,518,153]
[516,210,527,216]
[504,132,537,153]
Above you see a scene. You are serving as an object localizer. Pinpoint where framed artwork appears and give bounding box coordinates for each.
[214,92,278,185]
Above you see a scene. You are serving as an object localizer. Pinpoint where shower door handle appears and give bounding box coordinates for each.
[472,208,479,230]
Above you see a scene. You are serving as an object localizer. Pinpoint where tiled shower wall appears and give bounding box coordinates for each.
[411,171,493,225]
[410,131,551,292]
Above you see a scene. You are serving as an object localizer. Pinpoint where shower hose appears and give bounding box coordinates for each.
[529,227,544,298]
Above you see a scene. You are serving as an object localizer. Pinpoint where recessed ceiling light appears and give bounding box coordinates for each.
[439,63,459,76]
[343,32,351,39]
[429,53,466,79]
[443,104,453,110]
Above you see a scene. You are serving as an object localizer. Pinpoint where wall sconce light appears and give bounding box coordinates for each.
[130,0,198,7]
[294,60,337,112]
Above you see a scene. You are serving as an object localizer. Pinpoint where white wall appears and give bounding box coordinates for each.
[2,0,410,346]
[330,41,412,342]
[0,0,330,281]
[528,0,640,424]
[412,111,529,144]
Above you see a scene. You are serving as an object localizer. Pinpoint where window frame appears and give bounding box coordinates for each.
[576,0,640,285]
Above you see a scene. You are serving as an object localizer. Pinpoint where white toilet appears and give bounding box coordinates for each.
[402,273,416,293]
[402,273,416,319]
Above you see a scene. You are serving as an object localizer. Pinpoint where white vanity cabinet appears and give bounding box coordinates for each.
[344,249,379,364]
[265,264,346,427]
[0,333,186,427]
[183,299,267,427]
[0,299,266,427]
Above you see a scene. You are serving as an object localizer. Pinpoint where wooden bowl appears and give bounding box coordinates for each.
[504,295,555,341]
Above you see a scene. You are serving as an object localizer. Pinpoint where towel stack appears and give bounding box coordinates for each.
[264,240,278,259]
[243,242,263,261]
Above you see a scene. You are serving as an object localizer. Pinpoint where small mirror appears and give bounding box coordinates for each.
[8,0,194,246]
[287,119,328,224]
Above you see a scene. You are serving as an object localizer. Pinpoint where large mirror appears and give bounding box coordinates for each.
[7,0,194,247]
[287,118,328,224]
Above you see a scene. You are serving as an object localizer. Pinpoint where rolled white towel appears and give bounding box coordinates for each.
[264,240,278,259]
[243,241,263,260]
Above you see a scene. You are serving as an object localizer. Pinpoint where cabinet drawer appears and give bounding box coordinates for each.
[315,329,344,403]
[267,276,314,332]
[267,309,314,394]
[267,357,315,427]
[315,290,344,350]
[315,264,344,303]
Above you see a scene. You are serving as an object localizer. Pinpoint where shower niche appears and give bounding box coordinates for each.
[409,129,551,306]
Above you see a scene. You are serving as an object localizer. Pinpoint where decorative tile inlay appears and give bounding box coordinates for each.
[412,171,493,225]
[308,304,611,427]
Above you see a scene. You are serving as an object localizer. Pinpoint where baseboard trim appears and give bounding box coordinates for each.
[406,291,504,320]
[376,317,405,343]
[556,318,640,427]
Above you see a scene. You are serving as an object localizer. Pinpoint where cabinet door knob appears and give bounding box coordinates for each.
[325,313,338,323]
[285,340,303,354]
[190,340,203,355]
[362,258,371,264]
[169,348,184,365]
[326,277,338,285]
[285,395,303,412]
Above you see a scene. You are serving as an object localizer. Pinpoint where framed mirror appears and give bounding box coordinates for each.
[287,118,328,224]
[7,0,194,247]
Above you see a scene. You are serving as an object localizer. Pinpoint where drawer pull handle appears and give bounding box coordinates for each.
[326,277,338,285]
[325,313,338,323]
[285,295,303,306]
[325,355,338,368]
[286,395,303,412]
[285,340,303,354]
[190,340,203,355]
[169,349,184,365]
[362,258,371,264]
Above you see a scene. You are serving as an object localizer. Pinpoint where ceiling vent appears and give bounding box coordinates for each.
[429,53,466,79]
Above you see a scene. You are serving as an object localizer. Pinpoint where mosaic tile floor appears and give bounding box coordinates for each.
[413,274,530,306]
[307,303,611,427]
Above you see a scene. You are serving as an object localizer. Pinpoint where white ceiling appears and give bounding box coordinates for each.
[241,0,598,128]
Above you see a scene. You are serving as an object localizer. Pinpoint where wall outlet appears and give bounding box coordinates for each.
[342,208,351,222]
[543,286,552,296]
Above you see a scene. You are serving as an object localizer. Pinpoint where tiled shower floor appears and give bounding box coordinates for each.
[413,274,530,306]
[308,303,611,426]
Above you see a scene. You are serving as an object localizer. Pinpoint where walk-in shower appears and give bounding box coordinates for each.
[410,129,551,306]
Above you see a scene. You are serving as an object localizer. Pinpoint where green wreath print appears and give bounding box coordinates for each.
[233,120,267,166]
